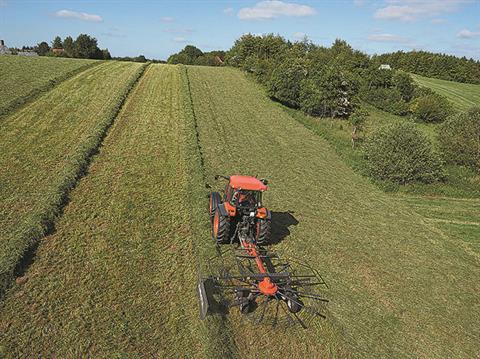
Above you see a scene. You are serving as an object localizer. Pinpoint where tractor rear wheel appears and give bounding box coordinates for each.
[209,192,221,222]
[256,218,271,245]
[212,208,230,244]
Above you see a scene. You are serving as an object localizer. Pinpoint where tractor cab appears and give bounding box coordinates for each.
[224,175,267,210]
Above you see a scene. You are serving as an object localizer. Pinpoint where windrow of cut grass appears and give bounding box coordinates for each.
[0,61,145,298]
[186,66,480,358]
[411,73,480,111]
[0,55,99,117]
[0,65,232,358]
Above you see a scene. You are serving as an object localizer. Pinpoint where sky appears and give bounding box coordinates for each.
[0,0,479,60]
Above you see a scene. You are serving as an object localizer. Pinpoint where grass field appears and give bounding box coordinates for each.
[411,73,480,111]
[0,61,145,297]
[0,55,98,117]
[0,59,478,358]
[0,64,233,358]
[186,66,479,358]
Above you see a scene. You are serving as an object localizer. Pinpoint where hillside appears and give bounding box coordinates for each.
[0,60,478,358]
[411,73,480,111]
[0,55,98,116]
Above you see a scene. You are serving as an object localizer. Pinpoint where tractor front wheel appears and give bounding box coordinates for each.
[212,208,230,244]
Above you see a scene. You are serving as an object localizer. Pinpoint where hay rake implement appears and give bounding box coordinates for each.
[197,175,328,327]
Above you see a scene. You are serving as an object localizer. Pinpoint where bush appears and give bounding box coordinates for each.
[438,107,480,172]
[365,122,444,184]
[409,93,453,122]
[268,58,309,108]
[362,87,409,115]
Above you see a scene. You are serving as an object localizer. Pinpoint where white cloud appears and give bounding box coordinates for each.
[55,9,102,22]
[223,7,234,15]
[374,0,469,22]
[368,33,409,43]
[457,29,480,38]
[160,16,174,23]
[173,36,187,43]
[238,1,316,20]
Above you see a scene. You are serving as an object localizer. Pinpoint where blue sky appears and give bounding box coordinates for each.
[1,0,479,60]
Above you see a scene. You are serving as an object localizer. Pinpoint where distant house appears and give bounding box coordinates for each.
[52,48,65,55]
[214,56,224,65]
[0,39,12,55]
[18,51,39,57]
[379,64,392,70]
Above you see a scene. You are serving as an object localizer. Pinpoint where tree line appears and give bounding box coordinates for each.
[167,45,225,66]
[372,51,480,84]
[35,34,111,60]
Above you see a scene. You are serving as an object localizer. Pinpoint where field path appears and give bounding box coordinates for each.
[187,66,480,358]
[0,65,230,358]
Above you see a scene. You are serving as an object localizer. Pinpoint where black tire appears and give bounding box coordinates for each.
[287,296,303,314]
[256,218,271,245]
[235,290,251,314]
[209,192,221,222]
[212,207,230,244]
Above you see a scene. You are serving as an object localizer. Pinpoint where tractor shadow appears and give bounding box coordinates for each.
[269,211,299,245]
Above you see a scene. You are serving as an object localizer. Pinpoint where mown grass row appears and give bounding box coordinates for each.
[0,61,146,298]
[0,65,232,358]
[186,66,480,358]
[0,56,99,117]
[411,73,480,111]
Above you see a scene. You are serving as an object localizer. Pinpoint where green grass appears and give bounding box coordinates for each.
[0,61,145,298]
[0,55,99,117]
[0,64,231,358]
[411,73,480,111]
[186,66,479,358]
[399,196,480,257]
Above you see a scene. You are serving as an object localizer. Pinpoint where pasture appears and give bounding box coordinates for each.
[0,58,478,358]
[412,73,480,111]
[0,55,97,116]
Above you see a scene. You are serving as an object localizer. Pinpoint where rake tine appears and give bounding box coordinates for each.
[293,312,308,329]
[273,299,280,327]
[256,296,269,324]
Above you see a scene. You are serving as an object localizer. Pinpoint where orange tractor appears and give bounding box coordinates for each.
[198,175,328,327]
[209,175,271,245]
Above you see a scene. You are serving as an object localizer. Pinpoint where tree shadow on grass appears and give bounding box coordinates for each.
[269,211,299,245]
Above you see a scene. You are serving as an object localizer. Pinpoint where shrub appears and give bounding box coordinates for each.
[409,93,453,122]
[364,122,444,184]
[268,58,309,108]
[438,107,480,172]
[393,71,415,102]
[362,87,409,115]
